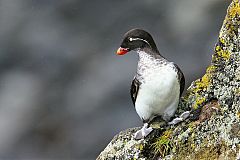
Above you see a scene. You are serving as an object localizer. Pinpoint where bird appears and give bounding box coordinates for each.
[116,28,189,139]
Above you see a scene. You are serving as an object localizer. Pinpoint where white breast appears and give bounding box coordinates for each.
[135,51,180,122]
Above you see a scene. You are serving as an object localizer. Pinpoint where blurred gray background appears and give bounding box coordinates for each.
[0,0,230,159]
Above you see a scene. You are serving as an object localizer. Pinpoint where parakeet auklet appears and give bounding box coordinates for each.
[116,28,189,139]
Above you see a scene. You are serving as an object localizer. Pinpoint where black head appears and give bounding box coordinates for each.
[116,28,159,55]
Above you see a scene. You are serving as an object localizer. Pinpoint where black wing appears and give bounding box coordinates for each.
[174,64,185,96]
[130,77,141,105]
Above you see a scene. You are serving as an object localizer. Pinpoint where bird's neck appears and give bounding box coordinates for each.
[137,48,163,63]
[136,50,166,81]
[137,50,166,72]
[138,50,155,62]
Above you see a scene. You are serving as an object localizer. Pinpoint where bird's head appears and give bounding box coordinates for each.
[116,28,158,55]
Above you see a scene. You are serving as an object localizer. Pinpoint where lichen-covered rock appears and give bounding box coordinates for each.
[97,0,240,159]
[96,128,145,160]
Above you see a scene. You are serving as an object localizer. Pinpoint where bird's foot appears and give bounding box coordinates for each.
[134,123,153,140]
[168,111,190,125]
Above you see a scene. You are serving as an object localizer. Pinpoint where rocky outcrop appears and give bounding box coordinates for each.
[97,0,240,159]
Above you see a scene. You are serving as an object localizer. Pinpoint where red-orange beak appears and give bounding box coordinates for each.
[116,47,129,55]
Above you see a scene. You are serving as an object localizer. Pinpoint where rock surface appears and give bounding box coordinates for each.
[97,0,240,159]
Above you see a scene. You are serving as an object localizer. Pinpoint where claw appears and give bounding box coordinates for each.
[168,117,183,125]
[168,111,190,125]
[134,123,153,140]
[180,111,190,120]
[134,129,143,140]
[142,126,153,137]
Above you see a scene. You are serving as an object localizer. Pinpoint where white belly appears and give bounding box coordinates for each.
[135,65,180,122]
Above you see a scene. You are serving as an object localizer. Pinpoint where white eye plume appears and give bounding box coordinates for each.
[129,37,151,47]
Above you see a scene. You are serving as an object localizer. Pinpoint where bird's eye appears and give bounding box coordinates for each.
[129,37,133,42]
